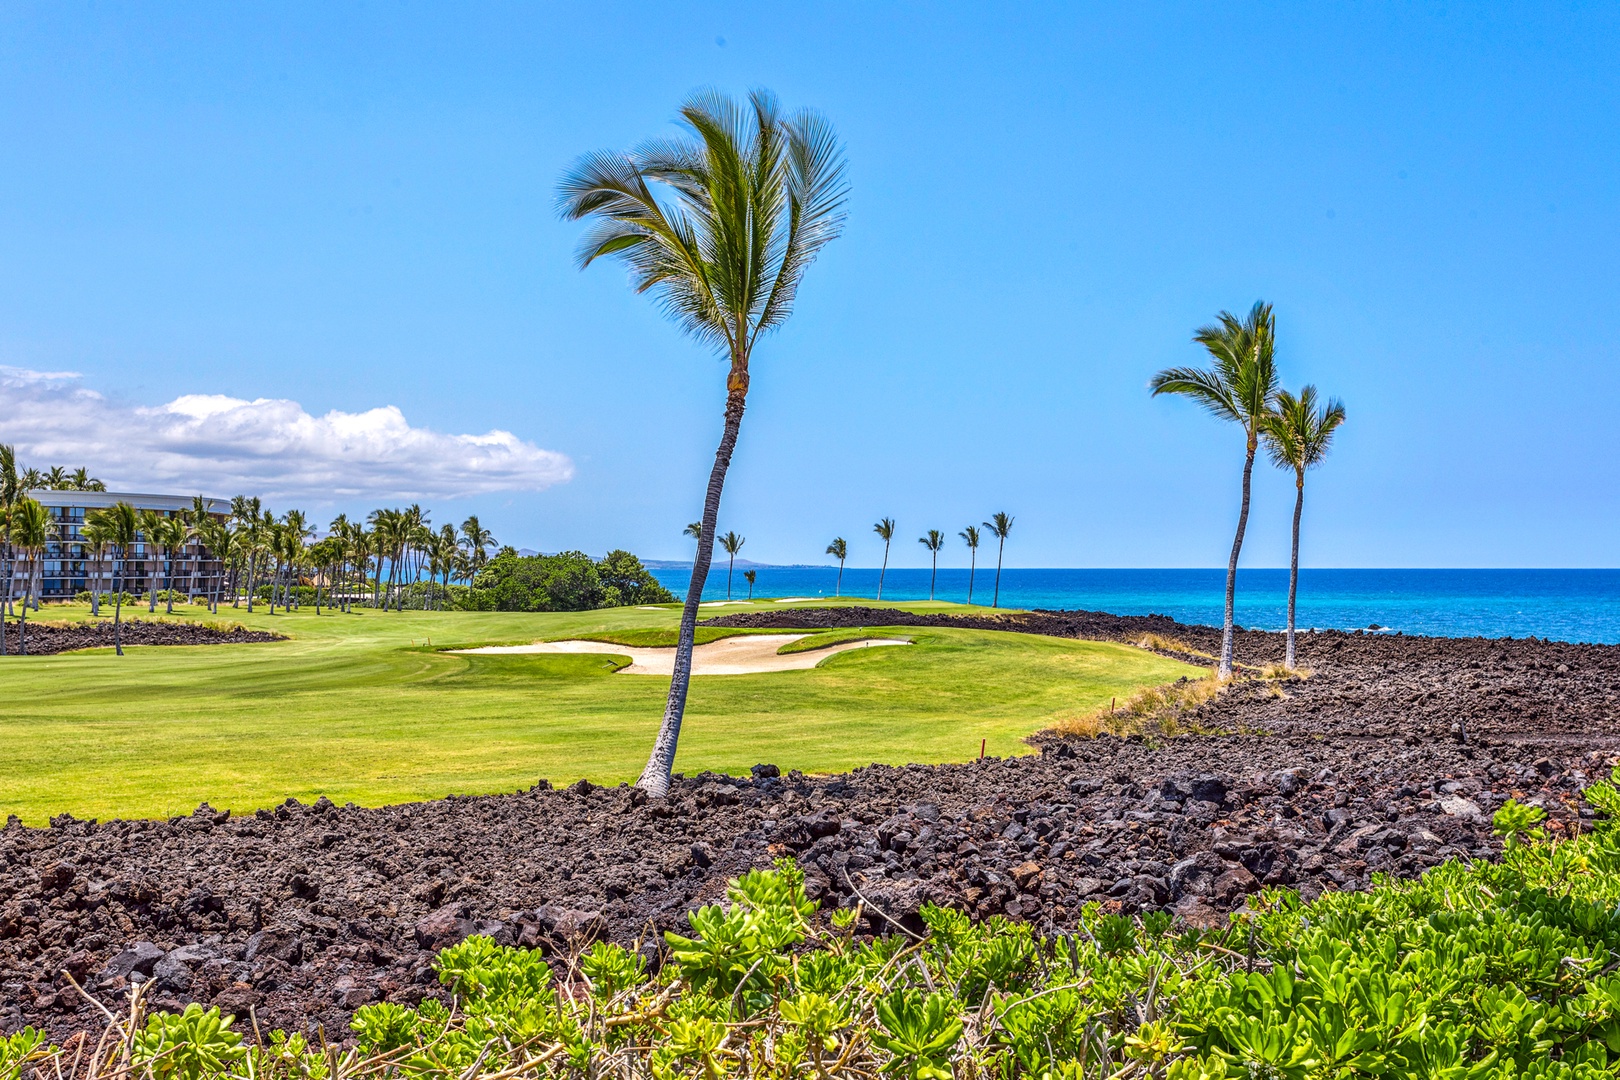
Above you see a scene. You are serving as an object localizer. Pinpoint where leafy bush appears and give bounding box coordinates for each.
[31,779,1620,1080]
[471,549,672,612]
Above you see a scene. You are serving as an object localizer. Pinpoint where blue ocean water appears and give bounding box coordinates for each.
[646,567,1620,645]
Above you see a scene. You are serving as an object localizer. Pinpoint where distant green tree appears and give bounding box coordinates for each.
[919,529,944,600]
[599,549,676,606]
[1261,385,1347,670]
[825,537,847,597]
[873,518,895,601]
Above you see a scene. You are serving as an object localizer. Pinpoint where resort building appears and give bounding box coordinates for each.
[17,490,230,601]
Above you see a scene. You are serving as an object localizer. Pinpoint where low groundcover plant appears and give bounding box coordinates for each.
[12,775,1620,1080]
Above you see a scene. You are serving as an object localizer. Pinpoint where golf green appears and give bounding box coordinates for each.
[0,600,1200,822]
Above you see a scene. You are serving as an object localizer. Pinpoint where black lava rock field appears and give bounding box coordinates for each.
[2,608,1616,1041]
[0,618,282,656]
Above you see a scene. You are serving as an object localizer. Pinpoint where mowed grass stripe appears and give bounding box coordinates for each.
[0,602,1199,822]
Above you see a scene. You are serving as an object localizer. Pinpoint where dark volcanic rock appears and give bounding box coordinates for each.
[0,619,282,657]
[2,608,1617,1042]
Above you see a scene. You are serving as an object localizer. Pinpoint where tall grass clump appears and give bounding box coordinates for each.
[1051,673,1224,738]
[1134,633,1214,660]
[19,776,1620,1080]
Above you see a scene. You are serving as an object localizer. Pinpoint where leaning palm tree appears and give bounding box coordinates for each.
[1261,385,1346,670]
[983,513,1014,609]
[743,568,757,600]
[873,518,895,601]
[825,537,847,597]
[560,88,848,797]
[919,529,944,601]
[1150,300,1279,678]
[719,531,746,600]
[960,525,981,605]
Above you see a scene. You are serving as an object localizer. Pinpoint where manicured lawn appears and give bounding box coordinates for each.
[0,599,1200,822]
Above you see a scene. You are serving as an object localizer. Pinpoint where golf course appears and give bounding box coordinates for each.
[1,599,1198,823]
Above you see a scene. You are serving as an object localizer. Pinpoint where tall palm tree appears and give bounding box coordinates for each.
[460,515,495,579]
[983,513,1014,609]
[19,467,45,490]
[873,518,895,601]
[718,531,745,600]
[0,445,18,644]
[44,466,68,490]
[743,568,757,600]
[919,529,944,600]
[138,509,168,612]
[96,502,140,655]
[560,88,848,798]
[81,518,109,617]
[1151,300,1279,678]
[960,525,981,605]
[1261,385,1346,670]
[825,537,847,597]
[8,497,54,654]
[156,516,188,614]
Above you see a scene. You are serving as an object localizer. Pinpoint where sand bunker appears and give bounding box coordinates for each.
[454,633,909,675]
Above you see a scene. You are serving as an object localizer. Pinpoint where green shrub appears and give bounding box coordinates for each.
[31,781,1620,1080]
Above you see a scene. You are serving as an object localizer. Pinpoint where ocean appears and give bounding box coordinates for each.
[646,566,1620,645]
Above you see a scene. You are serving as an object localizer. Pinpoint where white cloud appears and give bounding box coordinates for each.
[0,367,574,501]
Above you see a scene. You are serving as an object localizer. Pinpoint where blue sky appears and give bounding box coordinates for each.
[2,3,1616,568]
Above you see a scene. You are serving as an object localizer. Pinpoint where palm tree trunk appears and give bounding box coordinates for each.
[1286,471,1304,671]
[0,544,10,656]
[1218,437,1258,679]
[638,385,746,798]
[930,553,937,600]
[835,558,843,597]
[164,555,175,614]
[877,542,889,601]
[17,552,29,655]
[113,546,124,656]
[993,541,1004,608]
[727,554,734,600]
[967,549,975,605]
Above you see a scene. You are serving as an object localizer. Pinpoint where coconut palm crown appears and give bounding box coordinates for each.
[559,88,848,797]
[1150,300,1279,678]
[1261,385,1346,670]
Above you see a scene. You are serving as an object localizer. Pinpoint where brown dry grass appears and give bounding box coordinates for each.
[1133,632,1214,659]
[1049,672,1225,738]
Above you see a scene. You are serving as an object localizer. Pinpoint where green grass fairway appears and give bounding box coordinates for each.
[0,599,1200,822]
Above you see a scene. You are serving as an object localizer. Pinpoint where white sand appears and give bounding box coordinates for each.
[773,597,822,602]
[452,633,910,675]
